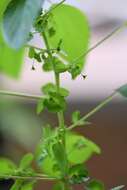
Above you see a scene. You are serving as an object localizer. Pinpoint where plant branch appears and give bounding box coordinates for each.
[72,22,127,64]
[0,174,56,181]
[42,31,65,128]
[0,90,43,100]
[26,44,57,52]
[44,0,66,17]
[68,92,116,130]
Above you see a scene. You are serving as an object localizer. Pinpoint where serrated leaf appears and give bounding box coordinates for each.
[0,158,16,175]
[87,180,105,190]
[0,29,24,77]
[46,4,90,79]
[2,0,44,49]
[36,98,45,114]
[19,153,34,170]
[116,84,127,98]
[111,185,125,190]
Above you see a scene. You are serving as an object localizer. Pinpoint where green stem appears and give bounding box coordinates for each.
[42,31,65,128]
[42,25,67,186]
[72,22,127,65]
[68,92,116,130]
[0,174,56,181]
[55,73,65,128]
[26,44,57,52]
[0,90,43,100]
[44,0,66,17]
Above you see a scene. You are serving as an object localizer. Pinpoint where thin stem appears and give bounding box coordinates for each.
[0,174,56,181]
[44,0,66,17]
[42,31,65,128]
[72,22,127,64]
[56,73,65,128]
[68,92,116,130]
[26,44,57,52]
[0,90,43,100]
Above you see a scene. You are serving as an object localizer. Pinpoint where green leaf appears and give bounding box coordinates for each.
[28,47,35,59]
[46,4,90,79]
[87,180,105,190]
[69,164,89,184]
[19,153,34,170]
[71,111,89,126]
[72,111,80,124]
[54,57,69,73]
[42,83,56,95]
[53,182,65,190]
[0,29,24,77]
[111,185,125,190]
[36,98,45,114]
[66,133,101,164]
[0,158,16,175]
[52,142,68,176]
[69,164,88,177]
[59,88,69,97]
[36,132,100,177]
[44,93,66,113]
[116,84,127,98]
[42,83,69,97]
[2,0,44,49]
[42,124,53,140]
[34,52,41,62]
[43,57,53,71]
[0,0,10,19]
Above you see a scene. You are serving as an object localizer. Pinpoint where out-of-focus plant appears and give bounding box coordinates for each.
[0,0,126,189]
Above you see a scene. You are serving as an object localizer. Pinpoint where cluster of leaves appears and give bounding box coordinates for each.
[0,0,90,79]
[34,3,90,79]
[36,83,69,114]
[0,153,36,190]
[0,0,45,77]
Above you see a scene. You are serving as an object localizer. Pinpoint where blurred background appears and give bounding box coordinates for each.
[0,0,127,189]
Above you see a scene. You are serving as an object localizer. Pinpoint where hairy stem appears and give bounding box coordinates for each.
[72,22,127,65]
[0,90,43,100]
[68,92,116,130]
